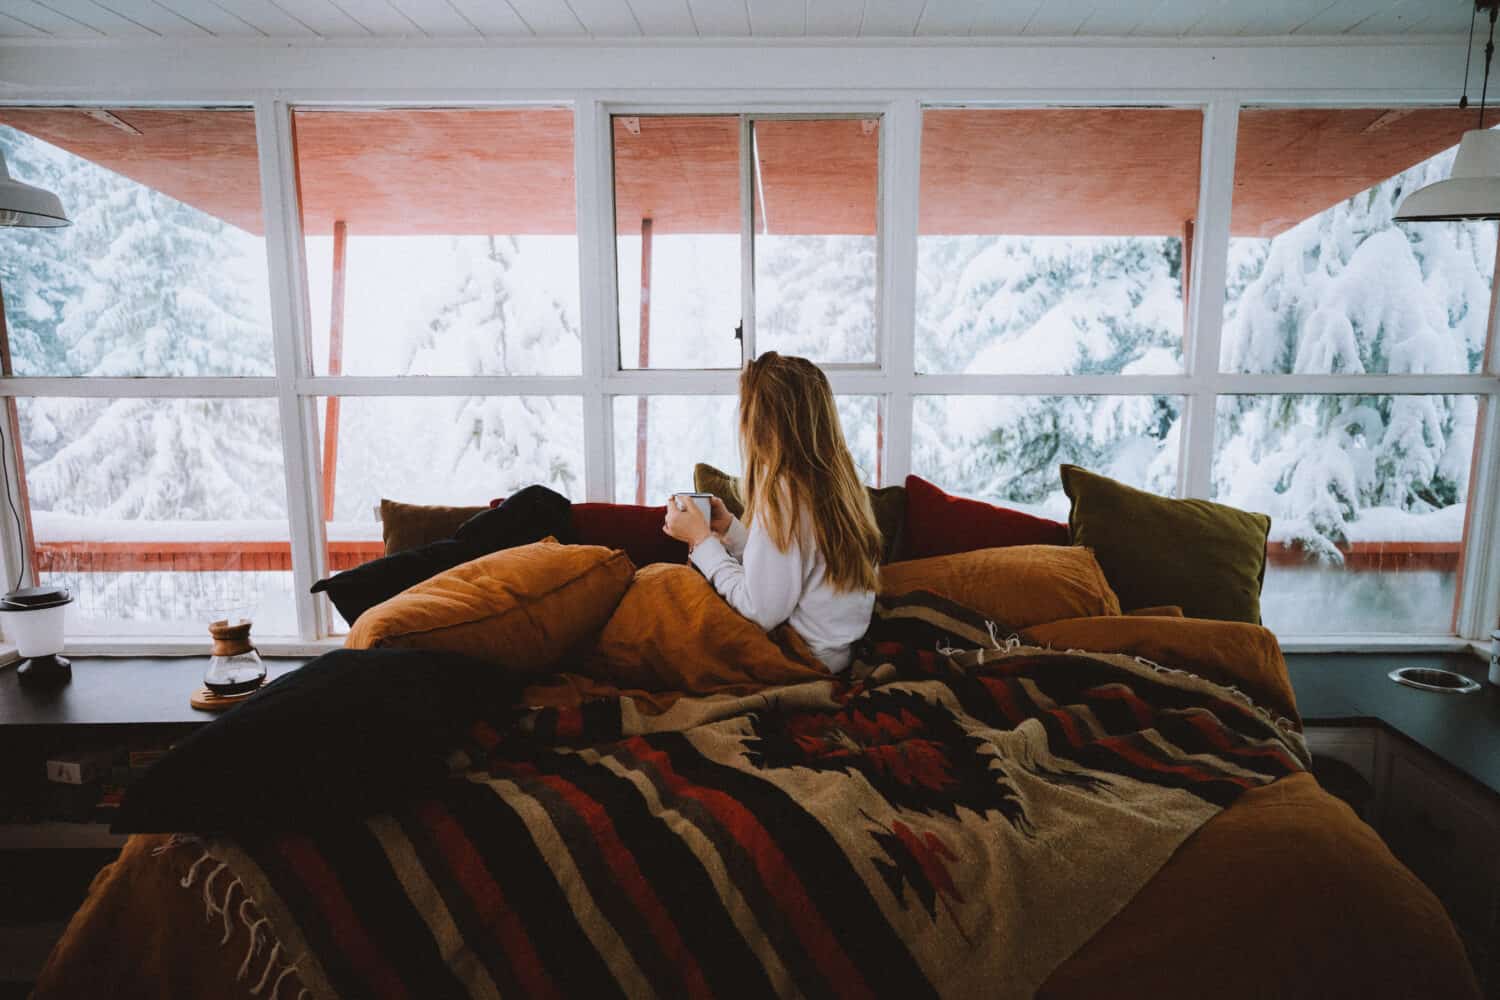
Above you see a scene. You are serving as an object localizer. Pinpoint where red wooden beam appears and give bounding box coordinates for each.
[321,219,348,523]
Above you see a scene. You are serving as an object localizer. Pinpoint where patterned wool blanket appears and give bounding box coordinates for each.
[183,593,1310,999]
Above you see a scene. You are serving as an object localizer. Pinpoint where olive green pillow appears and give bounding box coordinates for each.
[379,499,489,555]
[1060,465,1271,624]
[693,462,906,565]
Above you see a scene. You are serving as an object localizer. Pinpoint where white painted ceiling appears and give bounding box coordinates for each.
[0,0,1474,42]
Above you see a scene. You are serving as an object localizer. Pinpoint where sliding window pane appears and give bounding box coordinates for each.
[912,395,1182,518]
[615,116,742,369]
[1214,394,1474,634]
[1223,109,1493,374]
[17,397,293,635]
[317,394,583,628]
[612,394,881,505]
[753,118,879,364]
[294,109,580,376]
[916,109,1200,375]
[0,109,272,376]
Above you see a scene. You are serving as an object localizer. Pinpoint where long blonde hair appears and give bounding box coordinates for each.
[738,352,881,593]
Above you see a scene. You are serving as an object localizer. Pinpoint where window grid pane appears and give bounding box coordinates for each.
[1213,393,1473,635]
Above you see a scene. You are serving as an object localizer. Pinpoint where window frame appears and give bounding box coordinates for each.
[0,93,1495,653]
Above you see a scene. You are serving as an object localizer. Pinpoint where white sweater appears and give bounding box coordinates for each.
[688,513,875,673]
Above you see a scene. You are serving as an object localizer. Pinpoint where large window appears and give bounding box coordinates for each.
[0,100,1495,645]
[295,109,581,377]
[1219,108,1489,634]
[916,108,1201,376]
[0,108,286,634]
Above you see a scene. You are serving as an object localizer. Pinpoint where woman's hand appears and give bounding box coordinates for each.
[708,496,735,536]
[663,494,712,548]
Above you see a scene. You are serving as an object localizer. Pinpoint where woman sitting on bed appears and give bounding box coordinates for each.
[663,351,882,673]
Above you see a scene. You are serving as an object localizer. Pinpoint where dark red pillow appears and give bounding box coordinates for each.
[900,475,1068,561]
[571,503,687,567]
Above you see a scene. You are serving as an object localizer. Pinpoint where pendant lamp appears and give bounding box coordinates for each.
[0,152,69,228]
[1396,1,1500,223]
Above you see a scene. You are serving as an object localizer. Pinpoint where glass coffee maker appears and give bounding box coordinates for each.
[203,619,266,697]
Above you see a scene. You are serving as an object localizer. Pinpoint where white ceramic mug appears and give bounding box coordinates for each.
[674,492,713,521]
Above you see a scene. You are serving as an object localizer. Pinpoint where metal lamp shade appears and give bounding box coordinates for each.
[0,153,69,228]
[1395,129,1500,222]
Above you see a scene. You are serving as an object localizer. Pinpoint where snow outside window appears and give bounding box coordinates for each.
[1222,109,1493,377]
[1214,394,1475,635]
[911,395,1181,519]
[914,108,1200,376]
[16,397,295,636]
[0,112,273,377]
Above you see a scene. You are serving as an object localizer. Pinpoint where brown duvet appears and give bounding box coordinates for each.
[34,614,1480,999]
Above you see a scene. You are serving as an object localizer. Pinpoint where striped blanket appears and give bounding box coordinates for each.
[193,593,1309,999]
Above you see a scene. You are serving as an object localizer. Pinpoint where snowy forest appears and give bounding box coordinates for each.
[0,121,1489,635]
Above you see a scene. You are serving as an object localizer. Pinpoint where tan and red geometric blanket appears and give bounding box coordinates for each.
[193,592,1310,999]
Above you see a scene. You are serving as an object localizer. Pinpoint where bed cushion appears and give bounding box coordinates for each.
[1024,614,1298,723]
[1061,464,1271,623]
[112,647,517,833]
[379,498,489,555]
[582,563,830,692]
[900,474,1069,560]
[880,545,1121,630]
[346,538,634,675]
[571,502,688,566]
[693,461,907,564]
[314,485,572,626]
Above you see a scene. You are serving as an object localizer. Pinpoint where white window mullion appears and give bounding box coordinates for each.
[878,98,920,487]
[574,95,617,503]
[740,114,757,366]
[254,96,329,641]
[1178,98,1240,500]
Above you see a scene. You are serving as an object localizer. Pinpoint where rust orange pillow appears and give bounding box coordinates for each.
[345,538,634,676]
[1023,614,1297,723]
[880,545,1121,631]
[584,564,830,693]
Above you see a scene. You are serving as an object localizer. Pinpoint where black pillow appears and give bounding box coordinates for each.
[113,648,518,834]
[312,484,573,626]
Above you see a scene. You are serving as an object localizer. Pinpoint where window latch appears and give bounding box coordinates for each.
[734,321,743,342]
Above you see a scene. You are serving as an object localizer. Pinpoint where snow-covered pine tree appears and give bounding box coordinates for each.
[1215,144,1488,562]
[756,235,877,362]
[911,233,1185,510]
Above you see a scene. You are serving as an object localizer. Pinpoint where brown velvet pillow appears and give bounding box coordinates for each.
[880,545,1121,632]
[379,499,489,555]
[346,539,635,677]
[1023,615,1298,724]
[583,564,830,693]
[693,462,906,564]
[1061,465,1271,624]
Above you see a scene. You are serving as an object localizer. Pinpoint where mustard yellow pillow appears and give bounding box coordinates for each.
[584,564,829,693]
[346,538,634,676]
[880,545,1121,631]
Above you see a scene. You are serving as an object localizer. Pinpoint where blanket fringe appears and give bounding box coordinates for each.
[172,842,308,1000]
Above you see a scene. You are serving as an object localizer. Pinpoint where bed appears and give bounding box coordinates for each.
[32,580,1479,999]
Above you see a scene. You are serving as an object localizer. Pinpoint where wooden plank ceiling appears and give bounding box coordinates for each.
[0,0,1470,41]
[0,106,1480,238]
